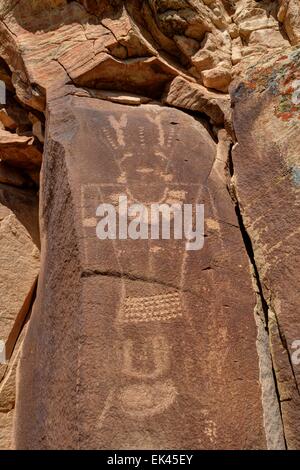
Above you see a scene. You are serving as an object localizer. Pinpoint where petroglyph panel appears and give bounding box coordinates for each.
[16,95,268,449]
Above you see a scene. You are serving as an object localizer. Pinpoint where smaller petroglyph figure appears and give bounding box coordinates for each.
[116,292,183,418]
[121,335,170,380]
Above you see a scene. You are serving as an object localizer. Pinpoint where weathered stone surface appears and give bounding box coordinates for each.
[0,185,40,248]
[248,29,289,49]
[0,410,14,449]
[0,109,16,130]
[231,46,300,449]
[28,113,44,143]
[0,321,28,450]
[232,37,243,65]
[163,76,231,125]
[0,327,26,415]
[14,93,272,449]
[0,1,188,98]
[0,128,42,170]
[0,0,296,108]
[0,96,32,132]
[0,203,39,450]
[233,0,278,38]
[48,84,153,107]
[202,65,232,93]
[0,206,39,342]
[190,30,232,92]
[278,0,300,45]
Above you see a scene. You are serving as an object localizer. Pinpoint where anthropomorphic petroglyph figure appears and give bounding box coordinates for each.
[71,104,222,448]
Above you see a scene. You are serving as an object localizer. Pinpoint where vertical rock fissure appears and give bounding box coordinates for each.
[269,296,300,397]
[227,143,287,450]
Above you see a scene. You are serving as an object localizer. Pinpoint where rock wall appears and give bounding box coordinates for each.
[0,204,39,449]
[231,47,300,449]
[0,0,299,449]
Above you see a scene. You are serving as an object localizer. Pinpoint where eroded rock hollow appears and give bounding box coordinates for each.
[0,0,299,450]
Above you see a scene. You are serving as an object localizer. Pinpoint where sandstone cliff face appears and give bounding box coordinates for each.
[0,204,39,449]
[231,47,300,449]
[0,0,299,449]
